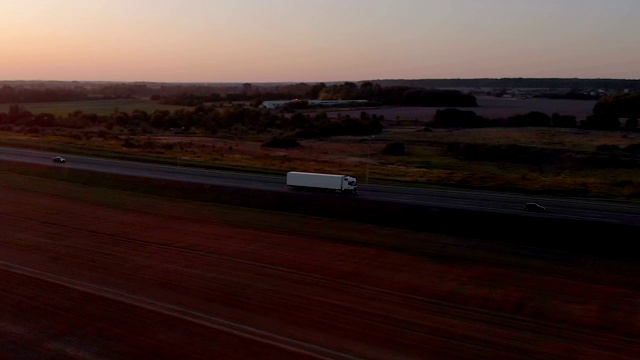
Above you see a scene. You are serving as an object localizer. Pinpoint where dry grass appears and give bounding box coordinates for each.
[413,127,640,151]
[4,125,640,200]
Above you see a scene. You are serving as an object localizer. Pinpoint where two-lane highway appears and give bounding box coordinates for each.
[2,147,640,226]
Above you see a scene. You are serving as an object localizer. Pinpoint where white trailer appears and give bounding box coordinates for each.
[286,171,358,194]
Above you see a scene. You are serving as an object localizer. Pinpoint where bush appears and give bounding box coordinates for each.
[507,111,551,127]
[382,142,406,155]
[622,143,640,154]
[261,137,301,149]
[551,113,577,128]
[597,144,621,152]
[446,142,461,152]
[581,114,620,130]
[122,137,139,148]
[431,108,490,128]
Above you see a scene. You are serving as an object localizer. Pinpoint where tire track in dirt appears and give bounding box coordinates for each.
[0,262,360,360]
[1,213,638,359]
[1,185,639,359]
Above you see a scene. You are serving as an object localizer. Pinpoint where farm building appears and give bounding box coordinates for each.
[260,100,293,109]
[260,99,369,109]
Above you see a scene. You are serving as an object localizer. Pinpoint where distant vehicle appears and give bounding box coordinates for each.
[52,156,66,163]
[286,171,357,194]
[524,202,546,212]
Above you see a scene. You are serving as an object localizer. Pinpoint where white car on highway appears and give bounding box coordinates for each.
[52,156,66,163]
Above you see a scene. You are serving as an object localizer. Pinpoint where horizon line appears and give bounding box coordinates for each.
[1,77,640,84]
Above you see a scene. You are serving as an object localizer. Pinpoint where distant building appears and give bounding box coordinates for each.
[309,100,369,107]
[259,99,369,109]
[260,100,292,109]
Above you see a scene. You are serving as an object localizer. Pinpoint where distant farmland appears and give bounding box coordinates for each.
[324,96,598,122]
[1,96,598,121]
[0,99,189,116]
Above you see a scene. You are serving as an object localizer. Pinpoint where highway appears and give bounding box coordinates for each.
[1,147,640,227]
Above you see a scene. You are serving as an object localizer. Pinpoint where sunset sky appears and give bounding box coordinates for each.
[1,0,639,83]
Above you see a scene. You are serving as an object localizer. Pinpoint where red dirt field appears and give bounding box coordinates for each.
[0,176,639,359]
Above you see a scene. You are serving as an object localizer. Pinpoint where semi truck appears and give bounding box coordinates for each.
[286,171,358,194]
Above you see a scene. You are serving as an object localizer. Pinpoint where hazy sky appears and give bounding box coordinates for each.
[1,0,639,82]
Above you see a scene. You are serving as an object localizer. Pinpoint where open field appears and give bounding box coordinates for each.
[1,173,639,359]
[321,96,598,122]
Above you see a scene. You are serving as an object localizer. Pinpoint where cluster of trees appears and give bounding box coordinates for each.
[593,93,640,119]
[156,91,300,105]
[0,103,383,139]
[429,108,569,128]
[305,82,477,107]
[90,105,380,149]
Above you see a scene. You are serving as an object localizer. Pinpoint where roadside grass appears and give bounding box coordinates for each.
[2,120,640,200]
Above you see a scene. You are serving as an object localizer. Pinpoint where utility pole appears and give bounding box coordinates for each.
[365,135,375,185]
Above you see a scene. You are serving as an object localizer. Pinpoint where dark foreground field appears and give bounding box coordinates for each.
[1,171,639,359]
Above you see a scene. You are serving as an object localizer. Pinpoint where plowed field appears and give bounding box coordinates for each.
[0,174,638,359]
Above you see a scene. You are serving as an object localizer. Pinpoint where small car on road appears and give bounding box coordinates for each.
[52,156,66,163]
[524,202,546,213]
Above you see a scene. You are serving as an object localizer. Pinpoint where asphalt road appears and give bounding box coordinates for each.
[2,147,640,227]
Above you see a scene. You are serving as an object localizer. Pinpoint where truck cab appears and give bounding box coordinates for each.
[344,176,358,194]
